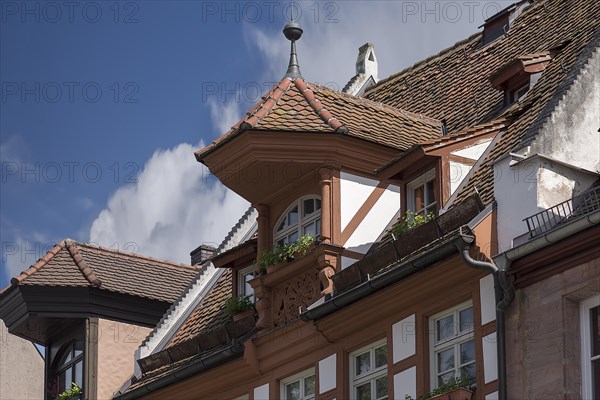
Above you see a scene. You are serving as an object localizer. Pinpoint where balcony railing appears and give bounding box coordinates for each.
[524,186,600,239]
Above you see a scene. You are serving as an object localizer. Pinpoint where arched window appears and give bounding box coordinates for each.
[274,196,321,247]
[53,340,84,393]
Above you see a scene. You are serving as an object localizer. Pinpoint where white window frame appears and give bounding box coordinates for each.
[429,301,475,389]
[280,368,316,400]
[407,169,437,215]
[350,339,388,400]
[581,294,600,400]
[274,195,321,247]
[237,265,255,302]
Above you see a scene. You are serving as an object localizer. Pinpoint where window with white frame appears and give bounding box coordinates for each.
[281,368,315,400]
[429,302,475,388]
[274,196,321,247]
[350,340,388,400]
[407,170,436,216]
[581,295,600,400]
[237,265,255,302]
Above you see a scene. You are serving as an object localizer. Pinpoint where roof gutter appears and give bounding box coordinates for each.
[301,231,464,321]
[114,328,258,400]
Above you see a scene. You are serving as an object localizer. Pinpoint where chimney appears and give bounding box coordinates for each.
[190,244,216,266]
[343,43,378,96]
[356,43,378,82]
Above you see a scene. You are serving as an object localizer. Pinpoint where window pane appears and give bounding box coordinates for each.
[426,180,435,206]
[288,206,298,225]
[303,199,315,216]
[277,219,286,232]
[375,345,387,368]
[436,315,454,342]
[437,348,454,373]
[285,381,300,400]
[460,363,476,382]
[243,272,254,299]
[355,351,371,376]
[414,186,425,211]
[460,340,475,364]
[315,199,321,211]
[356,382,372,400]
[376,376,388,399]
[304,375,315,396]
[74,360,83,387]
[289,231,299,244]
[438,371,455,386]
[460,308,473,333]
[591,306,600,356]
[316,219,321,238]
[61,348,72,366]
[303,222,316,237]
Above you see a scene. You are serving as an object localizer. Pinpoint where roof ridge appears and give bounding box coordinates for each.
[75,241,198,272]
[242,78,294,130]
[294,78,347,133]
[64,239,102,288]
[7,241,66,289]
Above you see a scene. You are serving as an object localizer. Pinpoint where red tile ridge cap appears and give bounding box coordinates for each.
[195,78,295,159]
[294,78,348,133]
[8,241,66,288]
[65,239,102,288]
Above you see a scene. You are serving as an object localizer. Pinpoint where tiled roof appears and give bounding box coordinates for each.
[196,78,442,159]
[365,0,600,206]
[1,239,199,303]
[167,268,233,347]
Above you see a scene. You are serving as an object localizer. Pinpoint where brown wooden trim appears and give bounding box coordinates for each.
[391,354,417,375]
[342,249,365,260]
[472,278,485,396]
[440,156,451,207]
[85,317,99,400]
[481,321,497,338]
[341,182,388,245]
[332,169,342,246]
[510,226,600,287]
[449,154,477,166]
[425,132,497,155]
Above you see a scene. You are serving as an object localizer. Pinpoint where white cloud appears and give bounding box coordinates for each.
[89,141,249,264]
[245,1,484,89]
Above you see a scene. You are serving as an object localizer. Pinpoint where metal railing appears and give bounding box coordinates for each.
[524,186,600,239]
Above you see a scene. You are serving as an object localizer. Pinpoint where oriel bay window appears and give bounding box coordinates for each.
[274,196,321,247]
[51,340,84,395]
[430,302,475,388]
[350,340,388,400]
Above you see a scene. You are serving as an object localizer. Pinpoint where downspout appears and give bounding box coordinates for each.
[455,233,515,400]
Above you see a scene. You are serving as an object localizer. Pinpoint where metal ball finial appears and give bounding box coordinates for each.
[283,21,303,42]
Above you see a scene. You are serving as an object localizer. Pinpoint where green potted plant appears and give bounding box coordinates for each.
[55,383,82,400]
[225,295,255,321]
[405,377,473,400]
[392,211,435,237]
[258,235,317,273]
[290,234,316,258]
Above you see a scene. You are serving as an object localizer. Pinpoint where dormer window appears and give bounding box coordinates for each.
[407,170,437,215]
[274,196,321,247]
[481,0,532,46]
[491,51,552,106]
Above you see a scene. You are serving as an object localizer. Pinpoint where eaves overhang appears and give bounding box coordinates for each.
[0,285,170,345]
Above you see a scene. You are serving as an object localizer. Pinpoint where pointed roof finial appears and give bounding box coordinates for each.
[283,21,303,80]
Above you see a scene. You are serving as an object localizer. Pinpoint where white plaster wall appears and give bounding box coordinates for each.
[254,383,269,400]
[392,314,416,364]
[340,172,380,231]
[528,47,600,172]
[537,161,597,210]
[452,140,492,160]
[485,392,499,400]
[449,161,472,195]
[318,354,336,394]
[393,367,416,399]
[480,274,496,325]
[494,156,539,252]
[0,321,44,400]
[343,185,400,252]
[483,332,498,384]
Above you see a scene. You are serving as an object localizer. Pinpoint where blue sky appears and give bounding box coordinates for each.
[0,1,503,287]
